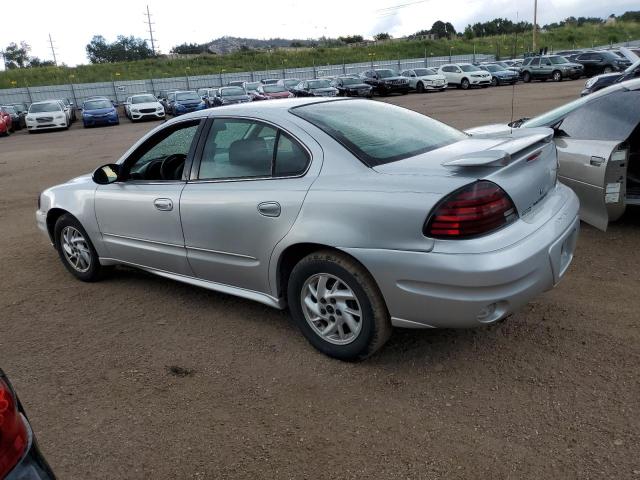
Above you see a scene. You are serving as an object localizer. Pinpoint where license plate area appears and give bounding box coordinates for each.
[548,217,579,284]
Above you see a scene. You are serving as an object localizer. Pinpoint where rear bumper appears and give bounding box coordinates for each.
[345,184,580,329]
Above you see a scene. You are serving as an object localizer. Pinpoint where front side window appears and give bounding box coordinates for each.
[292,100,466,167]
[198,119,310,180]
[125,121,200,181]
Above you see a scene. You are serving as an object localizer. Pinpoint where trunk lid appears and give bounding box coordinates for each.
[374,127,558,218]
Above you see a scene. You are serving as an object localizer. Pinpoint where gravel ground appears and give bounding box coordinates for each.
[0,80,639,479]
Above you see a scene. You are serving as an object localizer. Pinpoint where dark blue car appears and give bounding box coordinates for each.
[479,64,520,86]
[169,91,207,116]
[81,98,119,128]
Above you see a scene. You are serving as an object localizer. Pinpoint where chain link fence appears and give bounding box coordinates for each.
[0,53,495,107]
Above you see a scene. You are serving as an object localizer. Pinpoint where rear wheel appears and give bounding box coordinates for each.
[460,78,470,90]
[288,250,391,361]
[54,214,109,282]
[552,70,562,82]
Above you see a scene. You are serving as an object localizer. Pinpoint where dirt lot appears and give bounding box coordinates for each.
[1,80,639,480]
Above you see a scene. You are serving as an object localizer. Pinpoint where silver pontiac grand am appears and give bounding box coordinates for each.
[36,98,580,360]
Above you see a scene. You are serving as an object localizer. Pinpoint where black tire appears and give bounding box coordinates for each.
[523,71,531,83]
[552,70,562,82]
[54,214,109,282]
[287,250,392,361]
[491,77,498,87]
[416,82,424,93]
[603,66,613,74]
[460,78,470,90]
[401,89,409,95]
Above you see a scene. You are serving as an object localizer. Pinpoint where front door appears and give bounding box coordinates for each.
[95,119,202,274]
[180,117,321,295]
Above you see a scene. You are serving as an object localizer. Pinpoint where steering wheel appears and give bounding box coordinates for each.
[160,153,186,180]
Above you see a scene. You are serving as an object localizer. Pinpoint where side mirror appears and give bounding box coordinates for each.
[92,164,121,185]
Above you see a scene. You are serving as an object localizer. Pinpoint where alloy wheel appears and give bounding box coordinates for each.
[60,226,92,273]
[300,273,363,345]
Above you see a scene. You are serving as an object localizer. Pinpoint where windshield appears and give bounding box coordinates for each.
[460,64,481,72]
[132,95,156,104]
[308,80,331,89]
[292,100,466,166]
[376,69,396,78]
[522,84,626,128]
[10,103,26,111]
[244,82,260,91]
[29,102,61,113]
[176,92,200,101]
[221,87,246,97]
[487,65,504,72]
[263,85,287,93]
[84,100,112,110]
[283,79,299,87]
[341,77,361,85]
[413,68,436,76]
[2,106,17,114]
[549,56,569,64]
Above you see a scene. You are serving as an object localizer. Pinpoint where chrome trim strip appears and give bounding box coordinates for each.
[102,232,182,248]
[391,317,437,329]
[99,257,285,309]
[185,245,257,260]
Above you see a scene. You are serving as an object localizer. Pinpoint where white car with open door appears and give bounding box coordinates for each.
[468,78,640,230]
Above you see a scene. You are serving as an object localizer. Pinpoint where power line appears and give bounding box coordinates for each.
[145,5,157,55]
[48,33,58,66]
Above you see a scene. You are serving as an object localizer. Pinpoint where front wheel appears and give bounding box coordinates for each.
[603,66,613,74]
[54,214,109,282]
[460,78,470,90]
[288,250,392,361]
[491,77,498,87]
[523,72,531,83]
[416,82,424,93]
[552,70,562,82]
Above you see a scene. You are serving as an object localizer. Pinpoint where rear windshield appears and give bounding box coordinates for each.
[291,100,466,166]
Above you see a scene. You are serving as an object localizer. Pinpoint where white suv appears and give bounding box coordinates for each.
[124,94,165,122]
[437,63,491,89]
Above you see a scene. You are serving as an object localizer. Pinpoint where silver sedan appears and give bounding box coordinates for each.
[36,98,580,360]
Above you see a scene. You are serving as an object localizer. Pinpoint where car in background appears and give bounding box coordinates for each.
[0,369,55,479]
[60,98,76,122]
[26,100,69,132]
[581,58,640,95]
[37,97,579,360]
[360,68,410,96]
[7,102,29,127]
[0,109,11,136]
[479,64,520,86]
[168,91,207,116]
[227,80,246,87]
[209,86,252,107]
[291,79,339,97]
[124,94,165,122]
[81,98,119,128]
[1,105,21,130]
[260,79,280,85]
[256,84,293,99]
[400,68,447,93]
[572,50,631,76]
[158,90,177,112]
[276,78,302,92]
[470,79,640,231]
[437,63,491,89]
[520,55,584,82]
[243,81,266,101]
[199,88,219,107]
[331,76,373,97]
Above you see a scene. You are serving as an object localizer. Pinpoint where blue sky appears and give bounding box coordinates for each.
[2,0,639,67]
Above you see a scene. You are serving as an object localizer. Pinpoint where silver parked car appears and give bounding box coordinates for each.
[36,98,580,360]
[468,78,640,230]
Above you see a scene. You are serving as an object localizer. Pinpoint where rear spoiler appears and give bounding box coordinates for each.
[444,128,553,168]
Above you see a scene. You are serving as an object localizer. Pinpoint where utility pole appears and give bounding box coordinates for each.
[48,33,58,66]
[145,5,157,55]
[532,0,538,53]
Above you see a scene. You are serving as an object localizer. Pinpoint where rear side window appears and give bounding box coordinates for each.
[291,99,466,166]
[275,133,309,176]
[522,58,532,66]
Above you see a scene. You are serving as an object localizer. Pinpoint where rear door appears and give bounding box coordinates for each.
[553,89,640,229]
[179,116,322,295]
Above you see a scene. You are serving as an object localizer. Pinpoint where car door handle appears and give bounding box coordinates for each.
[257,201,281,217]
[590,156,605,167]
[154,198,173,211]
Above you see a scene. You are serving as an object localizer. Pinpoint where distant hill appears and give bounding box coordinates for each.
[200,37,317,54]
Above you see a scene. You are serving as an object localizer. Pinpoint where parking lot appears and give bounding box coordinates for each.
[1,80,639,479]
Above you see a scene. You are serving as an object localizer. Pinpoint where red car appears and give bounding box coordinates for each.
[0,109,12,135]
[257,84,294,100]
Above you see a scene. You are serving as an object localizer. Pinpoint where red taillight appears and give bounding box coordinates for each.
[0,378,28,478]
[425,181,518,239]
